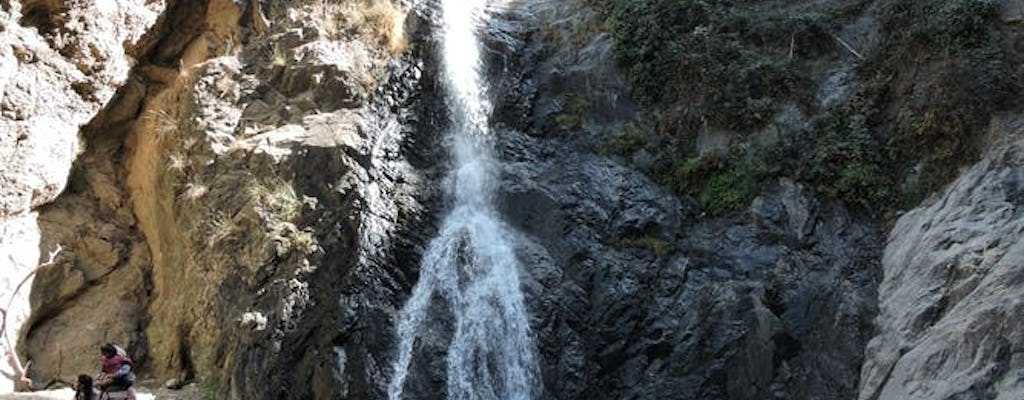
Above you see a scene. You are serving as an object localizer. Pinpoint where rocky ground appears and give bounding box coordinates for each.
[0,382,205,400]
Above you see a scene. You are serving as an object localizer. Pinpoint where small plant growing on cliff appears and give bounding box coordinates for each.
[167,153,188,172]
[808,114,891,209]
[251,178,302,224]
[667,152,759,216]
[617,236,676,258]
[314,0,409,54]
[272,222,319,256]
[203,382,219,400]
[145,109,178,141]
[205,212,238,248]
[600,121,647,156]
[178,182,209,201]
[554,93,592,131]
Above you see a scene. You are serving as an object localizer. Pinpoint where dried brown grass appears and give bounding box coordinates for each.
[313,0,408,54]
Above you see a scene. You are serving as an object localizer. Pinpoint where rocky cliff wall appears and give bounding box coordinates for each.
[2,0,428,398]
[0,0,162,392]
[2,0,1023,399]
[859,116,1024,400]
[401,2,885,399]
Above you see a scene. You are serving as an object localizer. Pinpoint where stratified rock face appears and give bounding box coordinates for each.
[859,119,1024,400]
[495,134,881,400]
[477,2,883,399]
[19,1,428,398]
[0,0,162,392]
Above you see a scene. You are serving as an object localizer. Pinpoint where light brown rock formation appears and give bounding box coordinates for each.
[2,0,411,396]
[0,0,162,392]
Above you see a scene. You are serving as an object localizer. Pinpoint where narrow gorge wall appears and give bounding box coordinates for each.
[3,0,432,398]
[0,0,162,392]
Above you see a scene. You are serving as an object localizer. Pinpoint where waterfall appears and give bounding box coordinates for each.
[388,0,537,399]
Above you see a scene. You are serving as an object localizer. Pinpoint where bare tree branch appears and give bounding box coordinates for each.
[1,244,62,389]
[831,33,864,60]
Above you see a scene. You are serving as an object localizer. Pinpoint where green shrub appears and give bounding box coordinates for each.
[601,0,710,105]
[204,382,219,400]
[699,166,759,216]
[600,121,648,156]
[597,0,815,136]
[881,0,1000,53]
[829,163,890,208]
[865,0,1018,191]
[779,113,893,210]
[726,111,894,211]
[554,93,592,131]
[593,0,1017,216]
[667,152,759,216]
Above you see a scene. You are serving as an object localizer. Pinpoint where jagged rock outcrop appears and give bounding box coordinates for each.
[385,2,884,399]
[5,0,1022,399]
[0,0,162,392]
[8,0,430,398]
[858,117,1024,400]
[490,133,880,400]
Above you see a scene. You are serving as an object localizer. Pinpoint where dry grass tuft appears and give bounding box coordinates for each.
[205,212,237,248]
[167,153,188,172]
[146,109,178,142]
[249,177,302,223]
[313,0,409,54]
[179,182,209,201]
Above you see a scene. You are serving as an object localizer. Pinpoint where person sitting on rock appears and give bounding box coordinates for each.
[95,343,135,400]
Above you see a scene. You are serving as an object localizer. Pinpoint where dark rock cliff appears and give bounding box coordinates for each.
[2,0,1023,399]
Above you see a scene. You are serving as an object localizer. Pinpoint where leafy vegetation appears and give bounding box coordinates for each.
[203,382,219,400]
[862,0,1018,190]
[589,0,1020,216]
[554,93,592,131]
[761,113,893,209]
[600,121,648,156]
[595,0,817,134]
[666,152,759,216]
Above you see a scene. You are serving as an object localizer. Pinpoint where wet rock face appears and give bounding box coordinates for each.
[495,133,881,400]
[859,120,1024,400]
[11,1,1020,400]
[484,2,883,399]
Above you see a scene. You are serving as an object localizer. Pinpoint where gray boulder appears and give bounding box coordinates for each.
[859,120,1024,400]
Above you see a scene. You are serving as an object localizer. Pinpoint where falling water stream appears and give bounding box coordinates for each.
[387,0,537,399]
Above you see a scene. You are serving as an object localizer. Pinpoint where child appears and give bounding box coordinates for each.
[74,374,97,400]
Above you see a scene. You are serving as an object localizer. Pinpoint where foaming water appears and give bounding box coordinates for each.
[387,0,537,399]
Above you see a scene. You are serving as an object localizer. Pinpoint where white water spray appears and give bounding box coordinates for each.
[388,1,537,399]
